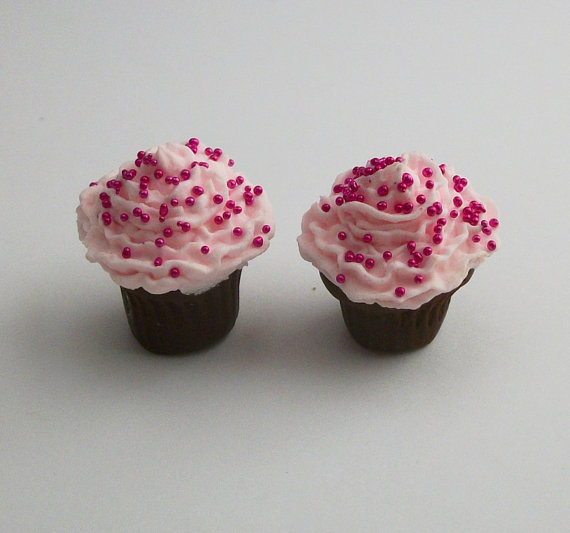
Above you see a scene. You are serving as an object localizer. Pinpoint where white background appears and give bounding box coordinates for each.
[1,1,569,531]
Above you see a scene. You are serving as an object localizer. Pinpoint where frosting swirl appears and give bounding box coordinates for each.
[78,139,274,294]
[297,152,499,309]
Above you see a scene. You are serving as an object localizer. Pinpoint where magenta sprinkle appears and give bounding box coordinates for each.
[489,218,499,228]
[472,234,481,243]
[426,180,434,189]
[427,206,436,217]
[155,238,165,247]
[120,213,129,222]
[363,233,373,243]
[413,251,423,262]
[228,159,234,167]
[345,251,355,262]
[163,228,173,238]
[377,185,389,196]
[487,240,497,251]
[180,222,191,232]
[335,197,344,206]
[170,198,179,207]
[403,202,414,214]
[262,225,271,234]
[423,246,433,256]
[226,200,235,209]
[252,236,264,247]
[201,246,210,254]
[236,176,244,185]
[354,254,364,263]
[437,217,447,226]
[336,274,346,284]
[321,203,331,212]
[434,225,443,234]
[160,203,169,217]
[154,257,163,267]
[227,179,236,189]
[180,169,190,180]
[133,207,142,217]
[395,204,403,213]
[432,234,443,245]
[169,267,180,278]
[337,231,347,240]
[450,209,458,218]
[233,206,243,214]
[397,183,407,193]
[185,196,195,207]
[365,258,375,269]
[414,274,424,284]
[122,247,131,258]
[422,168,433,178]
[395,287,405,297]
[154,169,163,179]
[213,194,224,204]
[192,186,204,196]
[453,196,463,207]
[232,227,243,236]
[140,213,150,223]
[223,211,232,220]
[383,251,392,261]
[253,185,263,196]
[416,194,426,204]
[139,190,148,199]
[377,201,388,211]
[214,215,223,225]
[407,241,416,253]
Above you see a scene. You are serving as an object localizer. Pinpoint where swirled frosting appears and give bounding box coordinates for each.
[298,152,499,309]
[78,138,274,294]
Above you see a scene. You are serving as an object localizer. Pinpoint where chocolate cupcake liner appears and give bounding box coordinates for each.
[320,269,474,352]
[120,269,241,355]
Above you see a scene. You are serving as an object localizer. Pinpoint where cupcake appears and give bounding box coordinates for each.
[297,152,499,352]
[77,138,274,354]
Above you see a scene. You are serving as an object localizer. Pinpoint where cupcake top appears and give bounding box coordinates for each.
[78,138,274,294]
[297,152,499,309]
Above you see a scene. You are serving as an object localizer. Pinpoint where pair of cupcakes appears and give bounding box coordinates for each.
[78,140,499,354]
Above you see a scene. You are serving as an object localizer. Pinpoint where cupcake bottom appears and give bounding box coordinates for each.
[120,269,242,355]
[320,269,474,352]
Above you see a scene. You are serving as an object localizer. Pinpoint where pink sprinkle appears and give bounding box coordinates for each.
[383,251,392,261]
[193,186,204,196]
[394,204,403,213]
[163,228,173,238]
[213,194,224,204]
[262,224,271,234]
[185,196,195,207]
[354,254,364,263]
[201,245,210,254]
[227,179,236,189]
[345,251,355,262]
[154,257,163,267]
[363,233,373,243]
[228,159,234,167]
[414,274,424,284]
[155,238,165,247]
[397,183,407,193]
[453,196,463,207]
[336,274,346,284]
[489,218,499,228]
[170,198,179,207]
[180,222,191,232]
[253,185,263,196]
[233,205,243,214]
[214,215,223,225]
[416,194,426,204]
[422,168,433,178]
[427,206,436,217]
[423,246,433,256]
[335,197,344,206]
[171,177,180,186]
[139,190,148,199]
[226,200,236,209]
[236,176,244,185]
[154,169,163,179]
[487,240,497,251]
[395,287,405,297]
[377,201,388,211]
[437,217,447,226]
[160,203,169,217]
[180,169,190,180]
[434,225,443,234]
[89,182,97,187]
[425,180,434,189]
[140,213,150,223]
[232,227,243,236]
[122,247,131,259]
[433,234,443,245]
[337,231,347,240]
[439,164,446,174]
[407,241,416,253]
[472,234,481,243]
[402,173,414,186]
[169,267,180,278]
[450,209,458,218]
[252,236,264,247]
[364,258,375,269]
[133,207,142,217]
[223,211,232,220]
[403,202,414,214]
[321,203,331,212]
[120,213,129,222]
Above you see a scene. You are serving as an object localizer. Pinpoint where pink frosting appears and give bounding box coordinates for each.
[298,152,499,309]
[78,139,274,294]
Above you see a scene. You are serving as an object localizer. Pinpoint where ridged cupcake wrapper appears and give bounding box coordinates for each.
[320,269,474,352]
[120,269,241,355]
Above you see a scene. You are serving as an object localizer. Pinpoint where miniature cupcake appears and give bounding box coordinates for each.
[298,152,499,352]
[77,138,274,354]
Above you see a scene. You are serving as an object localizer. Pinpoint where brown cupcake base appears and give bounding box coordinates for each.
[320,269,473,352]
[120,270,241,355]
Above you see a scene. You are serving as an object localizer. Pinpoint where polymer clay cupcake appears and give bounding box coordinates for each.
[78,138,274,354]
[298,152,499,351]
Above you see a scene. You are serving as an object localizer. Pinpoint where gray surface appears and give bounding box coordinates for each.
[1,1,569,531]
